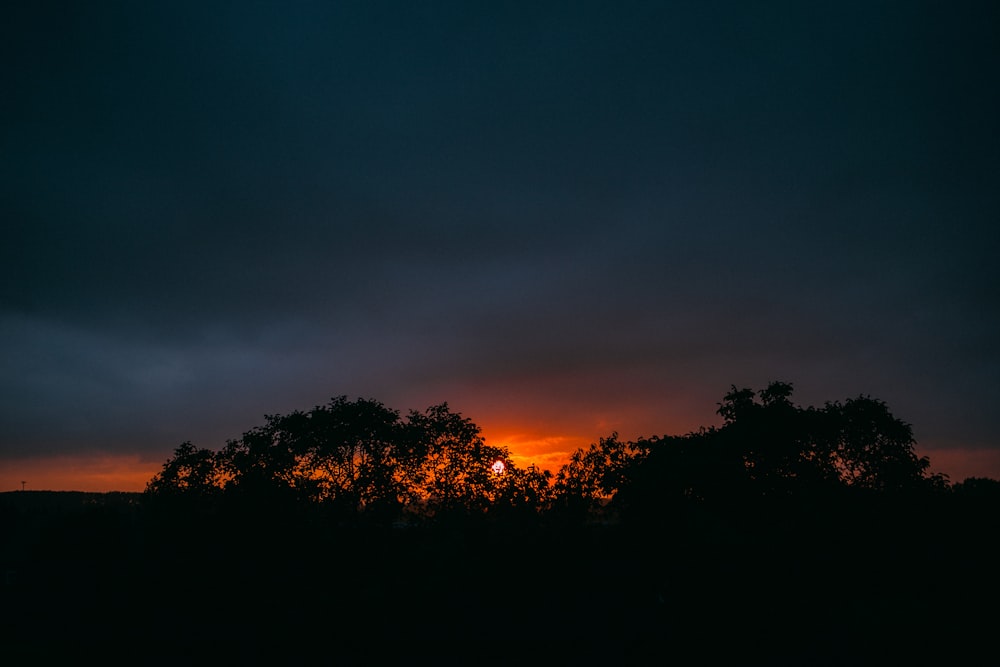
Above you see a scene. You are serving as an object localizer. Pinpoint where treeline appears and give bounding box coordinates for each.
[145,382,999,529]
[145,398,552,524]
[7,382,1000,663]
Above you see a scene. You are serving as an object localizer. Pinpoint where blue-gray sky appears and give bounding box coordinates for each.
[2,1,998,489]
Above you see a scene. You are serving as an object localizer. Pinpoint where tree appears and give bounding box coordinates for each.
[715,382,837,497]
[617,429,748,514]
[210,397,415,522]
[554,381,946,525]
[145,397,559,525]
[822,395,936,492]
[146,441,223,498]
[274,397,406,518]
[217,416,303,506]
[552,433,645,520]
[401,403,513,519]
[715,382,939,495]
[492,463,555,521]
[144,441,225,536]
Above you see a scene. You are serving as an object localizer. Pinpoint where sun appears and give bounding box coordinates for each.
[490,460,506,475]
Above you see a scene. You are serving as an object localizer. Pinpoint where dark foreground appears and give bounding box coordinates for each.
[1,491,997,665]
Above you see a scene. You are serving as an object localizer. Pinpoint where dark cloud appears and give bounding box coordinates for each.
[2,2,998,480]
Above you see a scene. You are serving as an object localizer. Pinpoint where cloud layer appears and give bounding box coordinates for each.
[2,2,998,486]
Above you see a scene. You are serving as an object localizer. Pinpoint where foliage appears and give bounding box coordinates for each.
[146,441,223,498]
[552,381,950,524]
[217,397,407,515]
[145,382,959,527]
[550,433,648,521]
[145,398,550,523]
[401,403,504,517]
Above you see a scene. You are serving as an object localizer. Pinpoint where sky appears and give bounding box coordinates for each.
[2,1,998,492]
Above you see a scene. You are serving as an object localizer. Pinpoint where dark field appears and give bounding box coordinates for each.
[2,491,997,665]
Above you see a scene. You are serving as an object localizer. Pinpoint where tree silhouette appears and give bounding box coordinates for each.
[216,414,304,511]
[822,395,944,491]
[146,441,222,499]
[402,403,514,520]
[144,382,954,536]
[144,398,547,526]
[69,382,1000,664]
[554,382,949,527]
[258,397,407,519]
[491,462,554,523]
[714,381,942,495]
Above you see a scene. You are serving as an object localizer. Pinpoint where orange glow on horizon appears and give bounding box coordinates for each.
[478,428,590,476]
[918,447,1000,484]
[465,401,702,477]
[1,454,160,493]
[4,436,998,494]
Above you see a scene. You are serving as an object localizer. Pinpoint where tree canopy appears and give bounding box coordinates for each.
[146,397,552,523]
[146,383,954,526]
[550,382,951,529]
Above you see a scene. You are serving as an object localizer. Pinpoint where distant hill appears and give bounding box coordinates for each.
[0,490,143,513]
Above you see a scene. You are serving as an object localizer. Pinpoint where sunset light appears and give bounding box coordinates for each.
[3,2,997,664]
